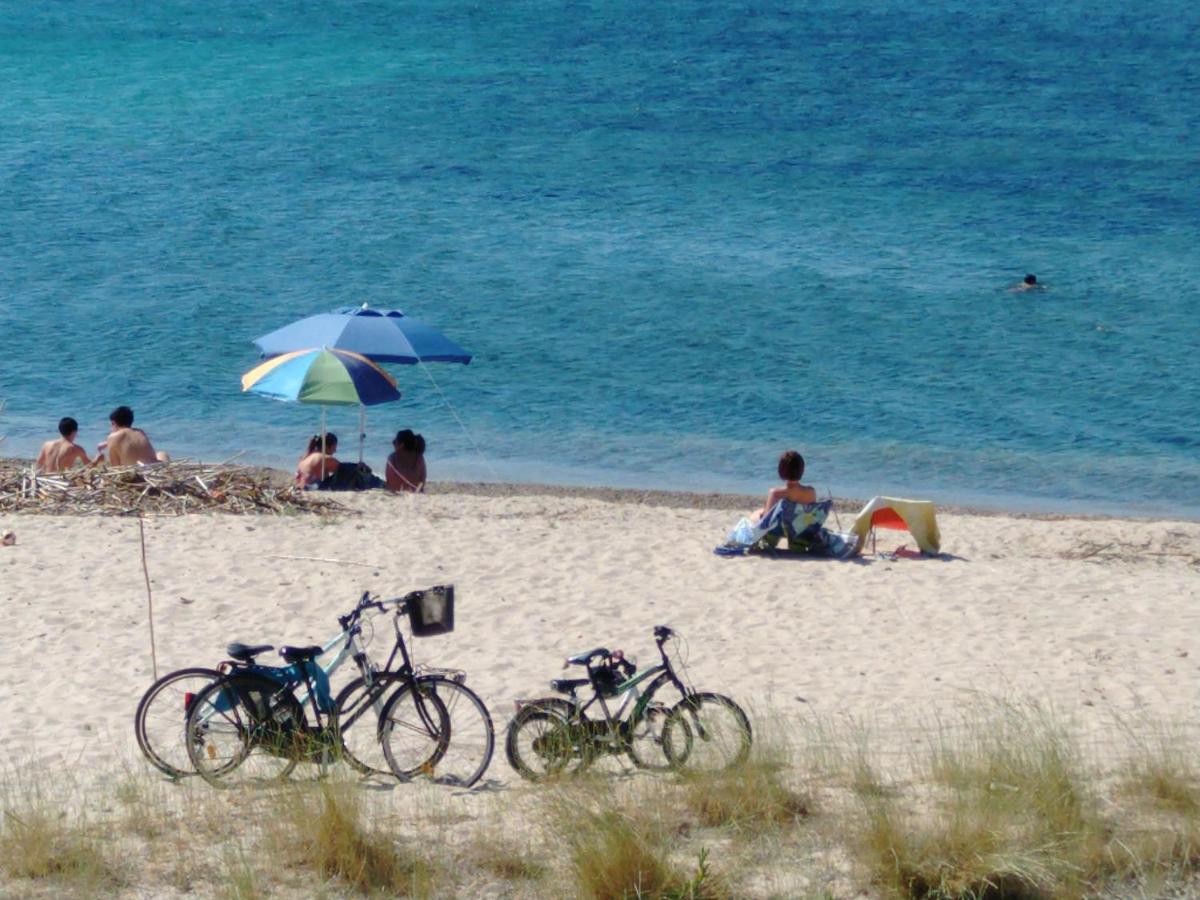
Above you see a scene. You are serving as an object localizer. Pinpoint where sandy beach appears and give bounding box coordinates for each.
[3,482,1197,772]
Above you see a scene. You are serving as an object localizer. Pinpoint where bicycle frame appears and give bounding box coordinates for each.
[558,627,692,735]
[576,664,668,724]
[229,590,453,736]
[201,593,397,730]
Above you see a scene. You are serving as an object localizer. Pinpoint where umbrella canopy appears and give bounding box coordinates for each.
[253,305,472,365]
[241,347,401,406]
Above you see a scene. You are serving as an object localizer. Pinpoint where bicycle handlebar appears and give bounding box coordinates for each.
[338,585,453,631]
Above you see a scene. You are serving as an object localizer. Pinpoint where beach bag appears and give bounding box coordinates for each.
[319,462,384,492]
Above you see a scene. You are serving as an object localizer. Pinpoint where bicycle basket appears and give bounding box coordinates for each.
[407,585,455,637]
[590,664,622,697]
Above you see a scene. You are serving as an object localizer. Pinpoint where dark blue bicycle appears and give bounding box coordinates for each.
[183,586,494,788]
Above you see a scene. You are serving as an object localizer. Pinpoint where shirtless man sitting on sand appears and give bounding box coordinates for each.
[36,417,92,473]
[97,406,168,467]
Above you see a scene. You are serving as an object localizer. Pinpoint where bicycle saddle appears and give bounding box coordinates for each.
[551,678,590,694]
[279,645,323,663]
[226,642,274,662]
[565,647,610,666]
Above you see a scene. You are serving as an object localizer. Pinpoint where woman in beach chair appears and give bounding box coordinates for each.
[717,450,858,558]
[752,450,816,518]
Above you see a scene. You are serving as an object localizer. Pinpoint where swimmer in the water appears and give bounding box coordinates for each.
[1011,273,1045,292]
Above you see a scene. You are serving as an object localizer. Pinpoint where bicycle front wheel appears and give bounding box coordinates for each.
[333,674,413,779]
[185,674,305,788]
[662,693,752,772]
[625,698,679,772]
[135,667,220,778]
[380,677,494,788]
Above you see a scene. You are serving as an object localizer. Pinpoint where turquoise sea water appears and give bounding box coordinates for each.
[1,2,1197,517]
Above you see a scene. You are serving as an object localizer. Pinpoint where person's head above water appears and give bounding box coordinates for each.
[1024,273,1038,286]
[777,450,805,482]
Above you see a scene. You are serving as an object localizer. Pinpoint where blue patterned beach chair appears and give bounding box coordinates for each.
[716,499,859,558]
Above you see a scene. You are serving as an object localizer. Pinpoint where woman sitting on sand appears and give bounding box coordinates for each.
[752,450,816,520]
[296,433,339,488]
[386,429,426,493]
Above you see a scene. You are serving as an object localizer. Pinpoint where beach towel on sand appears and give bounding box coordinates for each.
[715,500,859,558]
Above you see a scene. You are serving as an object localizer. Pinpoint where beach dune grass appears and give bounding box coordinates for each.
[854,703,1200,898]
[1119,724,1200,817]
[1109,726,1200,886]
[676,734,812,835]
[267,780,433,896]
[0,777,119,892]
[548,778,725,899]
[858,703,1104,898]
[4,705,1200,897]
[465,828,548,883]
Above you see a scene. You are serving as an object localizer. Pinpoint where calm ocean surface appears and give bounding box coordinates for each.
[1,2,1198,517]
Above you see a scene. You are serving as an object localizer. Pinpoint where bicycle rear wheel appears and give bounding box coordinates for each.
[380,676,494,788]
[134,667,220,778]
[662,693,752,772]
[185,673,305,788]
[505,699,589,781]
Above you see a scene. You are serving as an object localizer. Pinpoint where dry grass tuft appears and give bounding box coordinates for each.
[0,782,120,892]
[219,844,267,900]
[468,832,547,883]
[546,779,724,900]
[1119,726,1200,817]
[268,780,433,896]
[859,703,1107,899]
[861,799,1063,899]
[567,809,721,900]
[679,756,811,834]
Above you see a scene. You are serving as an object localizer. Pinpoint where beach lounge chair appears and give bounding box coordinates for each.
[716,499,859,558]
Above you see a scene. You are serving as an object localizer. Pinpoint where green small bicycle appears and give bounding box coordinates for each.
[505,625,751,780]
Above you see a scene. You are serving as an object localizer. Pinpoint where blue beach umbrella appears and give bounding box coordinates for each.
[252,305,472,365]
[241,347,401,467]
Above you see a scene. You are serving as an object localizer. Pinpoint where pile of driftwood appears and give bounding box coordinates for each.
[0,460,346,517]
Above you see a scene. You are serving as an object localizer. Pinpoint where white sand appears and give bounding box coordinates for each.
[1,489,1198,772]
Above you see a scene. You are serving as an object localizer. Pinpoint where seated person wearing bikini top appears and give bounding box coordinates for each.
[386,429,426,493]
[296,432,339,487]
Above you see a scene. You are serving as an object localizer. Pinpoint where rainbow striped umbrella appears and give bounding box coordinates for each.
[241,347,401,466]
[241,347,400,407]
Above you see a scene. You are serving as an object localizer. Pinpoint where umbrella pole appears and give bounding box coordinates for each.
[320,407,327,482]
[359,406,365,464]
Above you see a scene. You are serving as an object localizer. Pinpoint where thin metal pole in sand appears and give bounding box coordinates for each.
[138,516,159,681]
[358,405,365,464]
[320,406,328,482]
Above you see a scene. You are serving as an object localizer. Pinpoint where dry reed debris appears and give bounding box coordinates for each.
[0,459,346,517]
